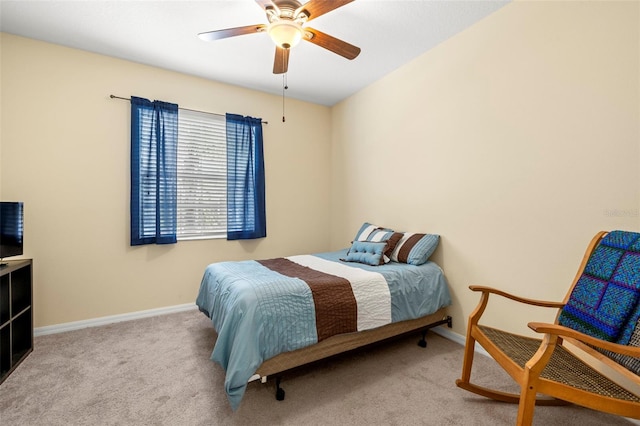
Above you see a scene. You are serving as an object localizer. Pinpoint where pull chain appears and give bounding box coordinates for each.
[282,47,288,123]
[282,72,288,122]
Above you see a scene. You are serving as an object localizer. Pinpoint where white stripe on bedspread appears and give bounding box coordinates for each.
[287,255,392,331]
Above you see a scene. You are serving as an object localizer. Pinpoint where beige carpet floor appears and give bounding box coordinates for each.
[0,309,637,425]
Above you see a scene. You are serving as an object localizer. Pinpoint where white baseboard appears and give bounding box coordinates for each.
[431,325,490,357]
[431,324,465,346]
[34,303,198,336]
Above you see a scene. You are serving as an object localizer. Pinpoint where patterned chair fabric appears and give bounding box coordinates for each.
[558,230,640,345]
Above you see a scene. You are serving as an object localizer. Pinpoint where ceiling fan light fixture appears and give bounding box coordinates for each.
[268,20,303,49]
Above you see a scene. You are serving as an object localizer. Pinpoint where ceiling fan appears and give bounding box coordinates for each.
[198,0,361,74]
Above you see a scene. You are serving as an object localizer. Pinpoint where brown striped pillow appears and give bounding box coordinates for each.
[352,222,402,263]
[390,233,440,265]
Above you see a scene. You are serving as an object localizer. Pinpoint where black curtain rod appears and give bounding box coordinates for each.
[109,95,268,125]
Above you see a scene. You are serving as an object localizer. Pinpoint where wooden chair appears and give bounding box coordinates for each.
[456,230,640,425]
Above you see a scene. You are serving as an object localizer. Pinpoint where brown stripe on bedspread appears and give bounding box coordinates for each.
[258,258,357,341]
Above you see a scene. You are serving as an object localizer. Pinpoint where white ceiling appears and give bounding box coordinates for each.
[0,0,510,106]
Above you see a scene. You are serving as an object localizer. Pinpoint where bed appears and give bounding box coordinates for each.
[196,224,452,410]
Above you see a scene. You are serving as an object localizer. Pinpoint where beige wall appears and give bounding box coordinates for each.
[0,34,332,327]
[330,1,640,336]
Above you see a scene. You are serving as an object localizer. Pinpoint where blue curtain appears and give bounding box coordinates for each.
[130,96,179,245]
[226,113,266,240]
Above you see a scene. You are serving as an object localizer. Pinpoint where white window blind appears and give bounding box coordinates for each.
[176,109,226,240]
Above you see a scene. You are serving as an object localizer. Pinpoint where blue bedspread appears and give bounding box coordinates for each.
[195,249,451,410]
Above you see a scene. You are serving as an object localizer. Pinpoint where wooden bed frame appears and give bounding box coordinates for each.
[252,307,452,400]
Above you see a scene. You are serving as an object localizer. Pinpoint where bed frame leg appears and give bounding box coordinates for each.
[418,330,428,348]
[275,376,285,401]
[417,315,453,348]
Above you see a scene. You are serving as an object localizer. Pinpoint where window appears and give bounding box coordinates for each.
[176,109,227,240]
[130,96,265,245]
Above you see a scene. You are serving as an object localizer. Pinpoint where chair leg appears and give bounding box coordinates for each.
[516,376,538,426]
[455,329,566,407]
[455,324,522,402]
[458,324,477,383]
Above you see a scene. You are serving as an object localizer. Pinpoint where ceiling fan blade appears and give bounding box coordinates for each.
[198,24,266,42]
[297,0,355,21]
[273,46,290,74]
[304,27,360,60]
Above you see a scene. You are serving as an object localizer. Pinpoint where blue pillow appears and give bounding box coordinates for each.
[342,241,387,266]
[352,222,403,263]
[390,233,440,265]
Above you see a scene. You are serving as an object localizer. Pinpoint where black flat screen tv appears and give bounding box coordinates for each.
[0,201,24,261]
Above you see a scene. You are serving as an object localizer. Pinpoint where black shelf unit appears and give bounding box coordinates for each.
[0,259,33,384]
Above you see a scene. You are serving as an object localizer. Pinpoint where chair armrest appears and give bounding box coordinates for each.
[469,285,565,308]
[529,322,640,357]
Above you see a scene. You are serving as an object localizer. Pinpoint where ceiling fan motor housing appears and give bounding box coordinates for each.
[266,0,310,49]
[267,0,309,22]
[198,0,359,75]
